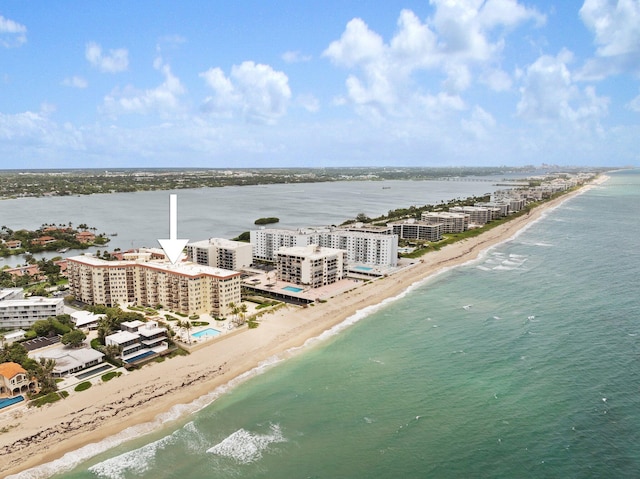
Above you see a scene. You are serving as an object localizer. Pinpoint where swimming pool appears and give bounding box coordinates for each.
[282,286,304,293]
[0,395,24,410]
[75,364,113,380]
[353,266,373,271]
[192,328,222,338]
[125,350,156,363]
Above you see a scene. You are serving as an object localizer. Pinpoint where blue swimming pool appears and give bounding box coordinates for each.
[125,350,156,363]
[192,328,221,338]
[75,364,113,380]
[0,395,24,410]
[282,286,303,292]
[354,266,373,271]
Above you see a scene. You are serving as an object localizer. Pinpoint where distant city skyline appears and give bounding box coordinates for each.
[1,1,639,169]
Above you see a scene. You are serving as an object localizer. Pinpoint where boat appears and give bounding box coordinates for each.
[57,247,69,253]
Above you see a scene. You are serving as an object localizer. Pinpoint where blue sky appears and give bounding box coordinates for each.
[1,1,639,169]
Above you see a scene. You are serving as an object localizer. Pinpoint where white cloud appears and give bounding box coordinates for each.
[323,3,543,116]
[0,14,27,47]
[86,42,129,73]
[282,50,312,63]
[579,0,640,78]
[481,68,512,91]
[296,93,320,112]
[461,105,496,139]
[517,49,609,124]
[324,18,385,68]
[0,105,84,155]
[102,60,185,117]
[200,61,291,124]
[62,76,88,89]
[626,91,640,112]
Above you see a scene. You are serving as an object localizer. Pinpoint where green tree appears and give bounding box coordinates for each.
[61,329,86,348]
[96,315,116,344]
[183,320,192,344]
[0,342,29,364]
[31,357,57,394]
[102,344,122,362]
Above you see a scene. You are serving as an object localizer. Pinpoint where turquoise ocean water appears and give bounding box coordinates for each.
[12,170,640,478]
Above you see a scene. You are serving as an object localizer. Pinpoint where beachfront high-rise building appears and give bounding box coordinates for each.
[421,212,469,233]
[276,245,347,288]
[67,255,241,316]
[186,238,253,271]
[251,227,398,267]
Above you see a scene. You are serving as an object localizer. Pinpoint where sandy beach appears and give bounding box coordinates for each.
[0,177,606,477]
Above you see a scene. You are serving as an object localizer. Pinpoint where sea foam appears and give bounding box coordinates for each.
[207,423,286,464]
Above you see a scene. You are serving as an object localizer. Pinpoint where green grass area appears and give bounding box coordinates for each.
[191,321,209,326]
[74,381,92,392]
[101,371,122,382]
[29,391,65,407]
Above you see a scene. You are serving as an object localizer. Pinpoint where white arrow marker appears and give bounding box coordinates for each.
[158,194,189,264]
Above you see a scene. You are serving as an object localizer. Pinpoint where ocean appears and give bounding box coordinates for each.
[8,170,640,478]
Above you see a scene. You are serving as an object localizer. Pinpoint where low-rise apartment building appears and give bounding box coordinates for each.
[449,206,492,226]
[389,220,443,242]
[421,212,469,233]
[0,295,65,329]
[67,255,241,317]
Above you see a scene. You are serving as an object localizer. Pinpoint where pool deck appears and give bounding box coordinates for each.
[241,271,365,304]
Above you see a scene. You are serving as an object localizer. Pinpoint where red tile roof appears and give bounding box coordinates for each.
[0,362,27,379]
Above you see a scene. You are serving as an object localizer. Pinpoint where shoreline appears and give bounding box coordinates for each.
[0,177,607,478]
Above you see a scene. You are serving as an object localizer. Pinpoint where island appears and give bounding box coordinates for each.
[254,217,280,225]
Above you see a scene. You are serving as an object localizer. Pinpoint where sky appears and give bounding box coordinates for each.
[0,1,639,169]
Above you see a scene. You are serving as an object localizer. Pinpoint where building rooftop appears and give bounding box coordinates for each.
[0,297,64,308]
[0,362,27,379]
[33,347,104,373]
[71,311,105,328]
[68,254,240,279]
[105,330,139,344]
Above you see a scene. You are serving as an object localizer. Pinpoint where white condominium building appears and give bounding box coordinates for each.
[251,227,398,267]
[67,255,241,316]
[276,245,347,288]
[251,228,322,262]
[0,296,64,329]
[449,206,492,225]
[187,238,253,271]
[389,220,443,242]
[421,212,469,233]
[474,202,509,218]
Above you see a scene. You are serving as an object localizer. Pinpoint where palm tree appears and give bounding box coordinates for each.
[175,319,184,341]
[97,315,116,344]
[239,303,248,326]
[231,305,240,325]
[183,320,192,344]
[102,344,123,362]
[33,357,57,394]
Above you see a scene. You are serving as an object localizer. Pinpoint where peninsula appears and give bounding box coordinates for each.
[0,175,607,477]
